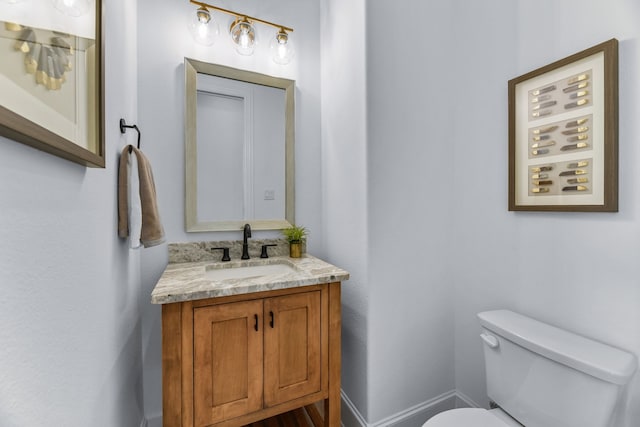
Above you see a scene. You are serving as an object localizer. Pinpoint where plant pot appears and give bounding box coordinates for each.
[289,241,302,258]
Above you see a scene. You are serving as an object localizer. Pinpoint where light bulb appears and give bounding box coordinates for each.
[51,0,91,17]
[239,32,249,48]
[270,29,294,65]
[188,6,218,46]
[230,17,255,56]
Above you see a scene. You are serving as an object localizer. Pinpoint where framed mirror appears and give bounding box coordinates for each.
[184,58,295,232]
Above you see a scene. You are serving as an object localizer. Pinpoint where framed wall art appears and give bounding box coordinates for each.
[0,0,104,167]
[508,39,618,212]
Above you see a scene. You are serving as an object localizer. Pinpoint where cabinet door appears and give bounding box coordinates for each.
[263,291,322,407]
[193,300,263,427]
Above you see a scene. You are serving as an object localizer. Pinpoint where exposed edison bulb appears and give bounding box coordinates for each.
[230,17,256,56]
[51,0,91,17]
[270,29,294,65]
[188,6,218,46]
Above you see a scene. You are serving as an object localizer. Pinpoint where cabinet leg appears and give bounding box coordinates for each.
[324,396,340,427]
[162,303,183,427]
[325,282,341,426]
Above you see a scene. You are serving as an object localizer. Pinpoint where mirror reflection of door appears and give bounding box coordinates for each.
[196,74,285,223]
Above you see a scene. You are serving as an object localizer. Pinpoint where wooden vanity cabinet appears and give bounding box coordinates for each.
[162,282,341,427]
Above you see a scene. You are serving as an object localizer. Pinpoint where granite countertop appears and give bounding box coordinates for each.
[151,254,350,304]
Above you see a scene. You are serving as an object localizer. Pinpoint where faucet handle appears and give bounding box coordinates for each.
[260,244,277,259]
[211,247,231,262]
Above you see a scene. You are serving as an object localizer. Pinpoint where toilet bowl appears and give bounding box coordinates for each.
[424,408,520,427]
[422,310,637,427]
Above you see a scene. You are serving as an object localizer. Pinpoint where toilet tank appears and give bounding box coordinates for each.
[478,310,637,427]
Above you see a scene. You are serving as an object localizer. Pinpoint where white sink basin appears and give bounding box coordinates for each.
[205,262,298,281]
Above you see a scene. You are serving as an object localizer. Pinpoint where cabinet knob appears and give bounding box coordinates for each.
[254,314,259,331]
[269,311,274,328]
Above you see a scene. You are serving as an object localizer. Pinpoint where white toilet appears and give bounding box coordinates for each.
[424,310,637,427]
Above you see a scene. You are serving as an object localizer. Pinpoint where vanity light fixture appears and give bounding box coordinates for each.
[188,6,219,46]
[270,28,294,64]
[229,16,255,55]
[188,0,294,64]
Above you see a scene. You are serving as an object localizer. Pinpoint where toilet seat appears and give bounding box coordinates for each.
[423,408,519,427]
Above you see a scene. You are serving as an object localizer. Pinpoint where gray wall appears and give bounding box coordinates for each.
[0,1,144,426]
[366,0,457,423]
[320,0,370,420]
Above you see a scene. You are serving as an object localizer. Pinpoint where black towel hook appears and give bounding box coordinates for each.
[120,118,141,152]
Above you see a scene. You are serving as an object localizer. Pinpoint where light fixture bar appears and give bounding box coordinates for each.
[189,0,294,33]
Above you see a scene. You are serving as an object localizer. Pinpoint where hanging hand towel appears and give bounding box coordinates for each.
[118,145,166,248]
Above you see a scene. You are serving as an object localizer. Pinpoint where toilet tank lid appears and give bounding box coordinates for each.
[478,310,637,385]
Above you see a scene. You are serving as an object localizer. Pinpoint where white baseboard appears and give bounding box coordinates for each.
[454,389,482,409]
[341,389,478,427]
[145,413,162,427]
[341,391,369,427]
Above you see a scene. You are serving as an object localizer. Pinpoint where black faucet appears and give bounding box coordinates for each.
[241,223,252,259]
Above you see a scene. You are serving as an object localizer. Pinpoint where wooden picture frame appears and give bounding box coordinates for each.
[508,39,618,212]
[0,0,104,168]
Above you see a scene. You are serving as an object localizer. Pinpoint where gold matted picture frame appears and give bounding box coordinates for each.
[508,39,618,212]
[0,0,104,168]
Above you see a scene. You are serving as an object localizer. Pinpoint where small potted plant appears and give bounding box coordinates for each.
[281,224,308,258]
